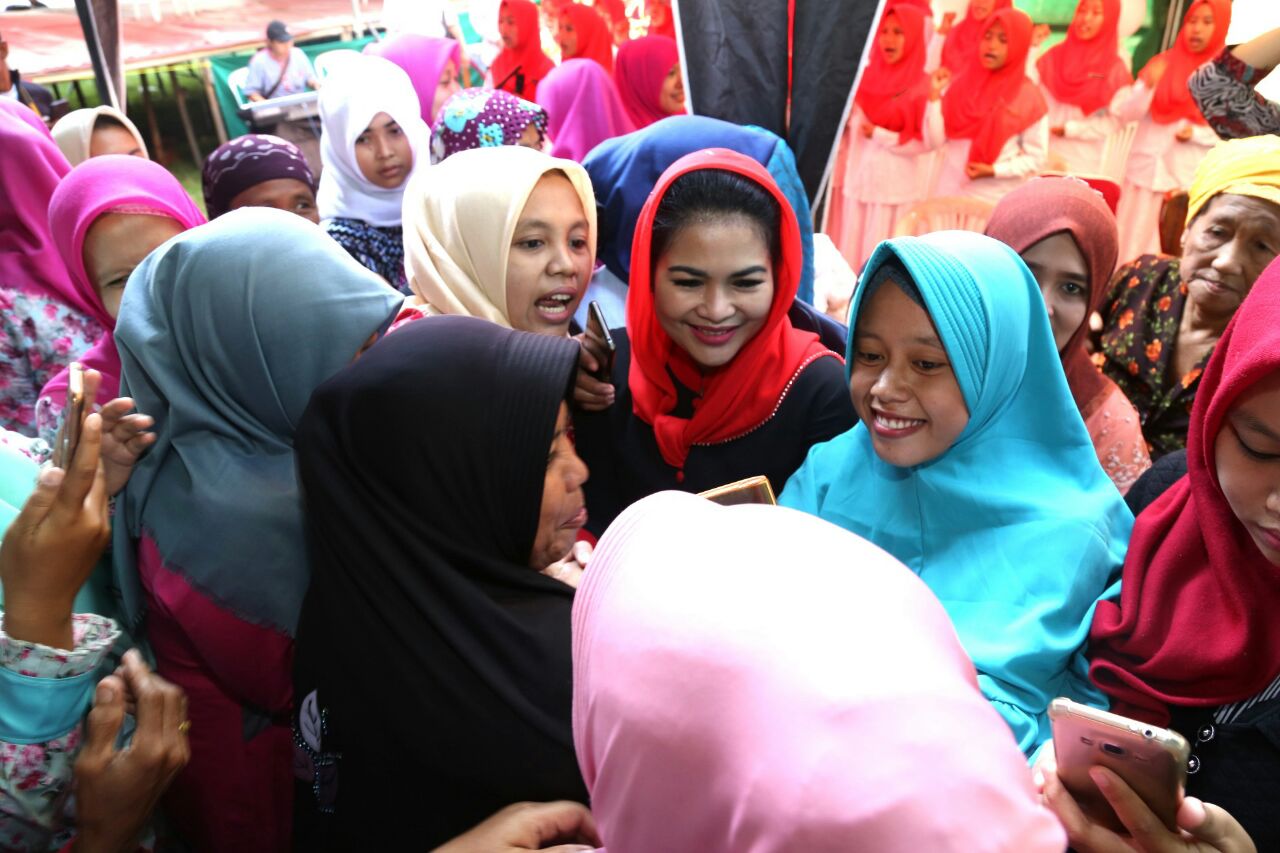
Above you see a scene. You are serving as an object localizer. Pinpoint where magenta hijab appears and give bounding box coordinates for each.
[0,100,74,300]
[363,34,462,125]
[536,58,636,162]
[574,492,1067,853]
[40,156,206,410]
[614,35,683,128]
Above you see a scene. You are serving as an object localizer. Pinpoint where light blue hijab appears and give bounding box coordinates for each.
[112,208,404,635]
[779,231,1133,755]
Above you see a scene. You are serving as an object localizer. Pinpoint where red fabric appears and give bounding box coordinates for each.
[855,5,931,144]
[615,35,682,128]
[625,149,834,473]
[646,0,675,39]
[562,4,615,75]
[492,0,556,99]
[1036,0,1132,116]
[942,8,1047,167]
[1089,257,1280,725]
[1139,0,1231,126]
[596,0,629,39]
[940,0,1012,75]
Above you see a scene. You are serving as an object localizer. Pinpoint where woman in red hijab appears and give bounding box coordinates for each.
[1036,0,1132,174]
[614,35,685,129]
[937,7,1048,203]
[1114,0,1230,263]
[596,0,631,45]
[646,0,675,39]
[832,3,947,270]
[1063,255,1280,852]
[492,0,555,100]
[940,0,1012,75]
[571,149,855,535]
[558,4,615,75]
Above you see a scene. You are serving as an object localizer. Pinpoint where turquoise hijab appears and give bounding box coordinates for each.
[779,231,1133,755]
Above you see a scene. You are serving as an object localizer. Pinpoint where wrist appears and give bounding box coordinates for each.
[3,600,75,649]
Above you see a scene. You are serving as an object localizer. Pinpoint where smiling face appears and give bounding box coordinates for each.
[979,19,1009,70]
[354,112,414,189]
[1215,371,1280,565]
[529,403,590,570]
[83,212,186,320]
[653,217,775,372]
[1072,0,1107,41]
[1020,232,1090,353]
[557,18,579,57]
[850,280,970,468]
[433,61,461,121]
[1184,2,1215,53]
[1179,194,1280,324]
[228,177,319,224]
[506,172,593,335]
[659,63,686,113]
[879,12,907,64]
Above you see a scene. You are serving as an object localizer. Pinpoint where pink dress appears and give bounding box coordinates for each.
[1083,381,1152,495]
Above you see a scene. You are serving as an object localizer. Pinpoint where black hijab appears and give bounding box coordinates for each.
[291,315,587,849]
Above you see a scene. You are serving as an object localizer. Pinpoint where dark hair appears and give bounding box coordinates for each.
[649,168,783,270]
[93,113,129,133]
[860,257,924,311]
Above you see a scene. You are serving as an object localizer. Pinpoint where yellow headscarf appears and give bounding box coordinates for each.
[401,145,597,326]
[1185,135,1280,225]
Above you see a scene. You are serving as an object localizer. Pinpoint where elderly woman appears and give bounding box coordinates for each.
[1099,134,1280,458]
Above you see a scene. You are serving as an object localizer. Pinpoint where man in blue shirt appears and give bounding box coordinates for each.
[242,21,321,172]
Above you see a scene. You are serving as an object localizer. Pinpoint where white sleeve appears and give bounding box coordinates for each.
[1111,82,1152,123]
[992,116,1049,180]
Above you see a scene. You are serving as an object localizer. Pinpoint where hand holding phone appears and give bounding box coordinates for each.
[54,362,87,470]
[584,301,616,382]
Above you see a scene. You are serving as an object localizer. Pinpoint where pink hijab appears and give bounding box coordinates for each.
[536,58,635,162]
[0,100,74,300]
[364,34,462,125]
[574,492,1067,853]
[40,156,206,411]
[614,35,683,128]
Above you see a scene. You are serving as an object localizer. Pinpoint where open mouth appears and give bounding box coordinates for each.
[562,506,588,529]
[688,324,740,346]
[871,409,927,438]
[535,291,576,320]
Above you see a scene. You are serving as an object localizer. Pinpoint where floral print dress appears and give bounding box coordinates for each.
[1099,254,1207,459]
[0,287,103,438]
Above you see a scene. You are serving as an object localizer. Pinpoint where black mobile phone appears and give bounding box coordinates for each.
[585,300,616,382]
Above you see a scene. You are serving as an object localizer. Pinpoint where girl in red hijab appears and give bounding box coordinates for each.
[940,0,1012,75]
[558,4,615,74]
[1079,255,1280,851]
[614,35,685,129]
[492,0,556,100]
[833,4,947,270]
[937,7,1048,203]
[571,149,855,535]
[646,0,675,39]
[1035,0,1132,174]
[1114,0,1230,262]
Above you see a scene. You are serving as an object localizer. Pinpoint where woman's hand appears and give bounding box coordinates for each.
[572,333,615,412]
[1175,125,1194,142]
[929,68,952,101]
[100,397,155,496]
[965,161,996,180]
[937,11,956,36]
[541,540,592,589]
[860,121,875,139]
[0,409,110,649]
[433,801,601,852]
[1051,125,1067,137]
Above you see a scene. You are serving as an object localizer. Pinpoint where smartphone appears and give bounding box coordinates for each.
[55,362,86,469]
[585,300,616,382]
[1049,697,1189,833]
[698,475,777,507]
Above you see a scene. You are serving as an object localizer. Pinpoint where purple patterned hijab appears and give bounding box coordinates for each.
[201,134,317,219]
[429,88,549,164]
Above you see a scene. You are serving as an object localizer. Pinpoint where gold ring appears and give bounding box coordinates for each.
[178,720,191,735]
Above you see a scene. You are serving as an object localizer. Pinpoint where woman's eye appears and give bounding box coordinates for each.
[733,279,765,289]
[1062,282,1086,297]
[915,360,945,371]
[517,239,544,250]
[356,135,370,146]
[855,350,883,363]
[671,278,702,288]
[571,238,589,250]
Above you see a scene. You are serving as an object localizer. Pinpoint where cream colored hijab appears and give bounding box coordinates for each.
[51,107,148,166]
[402,145,596,326]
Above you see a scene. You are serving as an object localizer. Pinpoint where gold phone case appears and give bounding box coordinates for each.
[698,475,777,507]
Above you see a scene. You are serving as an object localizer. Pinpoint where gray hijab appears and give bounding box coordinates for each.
[112,207,404,635]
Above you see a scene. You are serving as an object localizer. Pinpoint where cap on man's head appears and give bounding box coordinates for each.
[266,20,293,42]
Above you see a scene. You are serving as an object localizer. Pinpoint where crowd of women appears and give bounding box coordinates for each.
[1,0,1280,850]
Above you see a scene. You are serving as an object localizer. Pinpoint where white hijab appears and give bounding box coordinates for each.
[51,106,148,166]
[317,54,428,227]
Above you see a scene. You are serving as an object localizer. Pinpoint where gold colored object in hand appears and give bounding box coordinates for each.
[178,720,192,735]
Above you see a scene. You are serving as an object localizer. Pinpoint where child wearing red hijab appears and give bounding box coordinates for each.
[937,7,1048,204]
[492,0,556,99]
[557,4,615,74]
[940,0,1012,75]
[1113,0,1230,262]
[833,4,947,270]
[614,35,685,129]
[1034,0,1132,174]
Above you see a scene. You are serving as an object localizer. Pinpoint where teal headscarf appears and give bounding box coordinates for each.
[779,231,1133,755]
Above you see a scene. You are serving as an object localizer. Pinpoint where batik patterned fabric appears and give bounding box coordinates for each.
[430,88,548,164]
[201,133,316,219]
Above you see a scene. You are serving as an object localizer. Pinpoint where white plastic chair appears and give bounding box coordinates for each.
[892,197,995,238]
[1100,122,1138,183]
[227,66,252,109]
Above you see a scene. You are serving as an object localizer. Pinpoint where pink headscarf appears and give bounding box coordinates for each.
[536,58,635,162]
[0,100,74,300]
[614,35,683,128]
[364,34,462,125]
[574,492,1067,853]
[40,156,206,411]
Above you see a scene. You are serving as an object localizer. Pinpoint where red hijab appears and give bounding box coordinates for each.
[855,5,932,144]
[941,0,1013,75]
[1036,0,1132,116]
[1140,0,1231,125]
[983,176,1119,417]
[562,4,615,75]
[597,0,630,41]
[942,8,1048,166]
[646,0,675,39]
[1089,257,1280,725]
[627,149,834,475]
[492,0,556,99]
[615,36,683,128]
